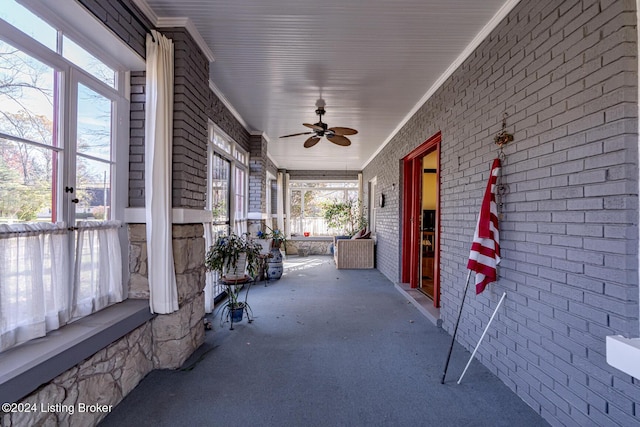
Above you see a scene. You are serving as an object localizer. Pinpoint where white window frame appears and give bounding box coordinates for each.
[369,176,378,234]
[206,123,248,234]
[0,1,138,350]
[288,179,360,236]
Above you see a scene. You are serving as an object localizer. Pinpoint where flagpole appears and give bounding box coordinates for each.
[440,269,472,384]
[457,291,507,384]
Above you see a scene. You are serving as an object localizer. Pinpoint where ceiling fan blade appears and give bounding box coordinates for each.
[327,135,351,146]
[303,123,323,131]
[303,136,321,148]
[280,131,313,138]
[328,127,358,136]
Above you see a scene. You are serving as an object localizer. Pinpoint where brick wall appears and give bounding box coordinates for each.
[77,0,148,59]
[249,134,268,214]
[159,28,210,209]
[129,71,145,207]
[207,94,251,153]
[129,27,211,209]
[363,1,640,425]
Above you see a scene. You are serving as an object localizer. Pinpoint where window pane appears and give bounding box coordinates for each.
[0,137,55,222]
[212,133,231,154]
[75,156,111,223]
[0,40,56,145]
[234,167,245,220]
[211,155,230,224]
[0,1,57,51]
[288,182,360,235]
[63,36,115,88]
[77,84,111,161]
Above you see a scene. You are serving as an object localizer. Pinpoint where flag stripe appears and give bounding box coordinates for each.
[467,158,501,295]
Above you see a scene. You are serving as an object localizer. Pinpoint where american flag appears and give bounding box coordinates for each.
[467,158,501,294]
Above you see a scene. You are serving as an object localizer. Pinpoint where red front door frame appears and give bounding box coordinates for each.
[401,132,441,307]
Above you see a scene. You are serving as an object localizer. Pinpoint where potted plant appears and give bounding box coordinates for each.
[322,198,368,237]
[255,226,287,247]
[255,225,287,280]
[205,233,262,325]
[205,232,262,279]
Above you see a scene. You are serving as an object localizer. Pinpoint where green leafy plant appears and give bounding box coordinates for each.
[205,232,262,278]
[256,225,287,248]
[322,198,367,237]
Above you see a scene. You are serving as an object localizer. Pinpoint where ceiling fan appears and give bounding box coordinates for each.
[279,100,358,148]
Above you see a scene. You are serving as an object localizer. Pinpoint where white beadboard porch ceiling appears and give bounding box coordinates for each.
[137,0,517,171]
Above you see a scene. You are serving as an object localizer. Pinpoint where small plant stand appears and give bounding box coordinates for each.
[219,275,255,330]
[258,253,272,287]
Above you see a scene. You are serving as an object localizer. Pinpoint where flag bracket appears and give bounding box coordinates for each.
[494,113,513,150]
[494,112,513,166]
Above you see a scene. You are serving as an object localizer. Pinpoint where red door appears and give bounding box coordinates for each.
[401,132,441,307]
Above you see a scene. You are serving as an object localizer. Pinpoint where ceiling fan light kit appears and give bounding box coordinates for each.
[280,102,358,148]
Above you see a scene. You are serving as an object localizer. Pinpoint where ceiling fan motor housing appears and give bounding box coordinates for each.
[314,107,328,134]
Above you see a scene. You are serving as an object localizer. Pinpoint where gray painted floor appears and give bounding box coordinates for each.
[101,256,547,427]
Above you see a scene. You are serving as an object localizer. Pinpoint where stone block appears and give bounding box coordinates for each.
[176,271,203,305]
[152,333,195,369]
[152,307,191,343]
[128,273,149,299]
[119,341,153,396]
[173,238,189,274]
[128,224,146,242]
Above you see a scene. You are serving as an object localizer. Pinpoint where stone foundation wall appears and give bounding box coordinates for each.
[130,223,206,368]
[285,238,333,256]
[1,224,206,427]
[0,323,154,427]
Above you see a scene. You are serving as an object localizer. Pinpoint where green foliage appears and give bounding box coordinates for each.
[0,158,48,220]
[16,195,43,221]
[255,225,287,248]
[322,198,367,236]
[205,232,262,278]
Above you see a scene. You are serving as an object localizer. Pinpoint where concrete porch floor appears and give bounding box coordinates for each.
[100,255,547,427]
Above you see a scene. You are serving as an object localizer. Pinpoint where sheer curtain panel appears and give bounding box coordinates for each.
[72,221,124,318]
[203,222,215,313]
[145,30,179,314]
[0,223,69,352]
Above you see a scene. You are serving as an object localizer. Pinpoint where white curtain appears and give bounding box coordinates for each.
[284,173,291,237]
[203,222,216,313]
[72,221,123,318]
[0,223,69,352]
[277,171,285,232]
[233,219,247,236]
[145,30,179,314]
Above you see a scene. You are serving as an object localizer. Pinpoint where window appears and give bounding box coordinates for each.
[0,1,129,352]
[209,153,231,236]
[204,123,249,310]
[205,124,248,236]
[288,181,359,236]
[368,177,377,234]
[234,165,247,233]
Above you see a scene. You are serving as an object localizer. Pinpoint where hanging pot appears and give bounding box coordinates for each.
[223,253,247,281]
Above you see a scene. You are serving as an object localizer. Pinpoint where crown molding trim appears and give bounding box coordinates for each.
[132,0,214,62]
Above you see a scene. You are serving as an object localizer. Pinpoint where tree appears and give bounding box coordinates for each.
[322,198,367,237]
